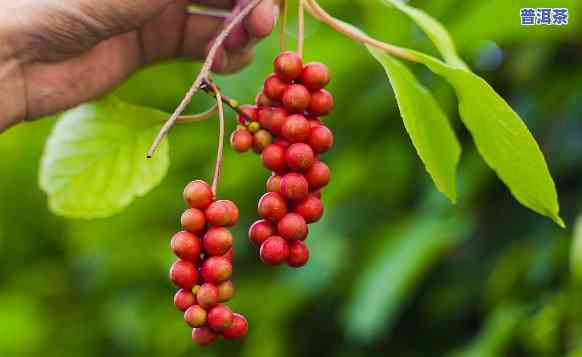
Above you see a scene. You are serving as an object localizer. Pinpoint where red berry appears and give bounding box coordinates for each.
[171,231,202,262]
[263,74,289,101]
[277,213,308,241]
[295,195,324,223]
[282,84,311,113]
[281,114,311,143]
[181,208,206,234]
[253,129,274,153]
[287,241,310,267]
[202,257,233,284]
[258,107,287,135]
[260,236,290,265]
[304,160,331,190]
[280,173,309,201]
[286,143,315,171]
[183,180,214,209]
[174,289,197,311]
[308,118,322,130]
[310,190,322,199]
[203,227,233,256]
[237,104,258,124]
[170,260,199,290]
[256,92,278,107]
[248,219,276,247]
[230,128,253,152]
[274,138,291,149]
[205,200,239,227]
[196,283,219,309]
[192,327,218,346]
[184,305,207,327]
[300,62,330,91]
[266,174,282,193]
[222,313,248,340]
[274,51,303,82]
[207,304,234,332]
[309,125,334,153]
[257,192,288,221]
[308,89,334,116]
[217,280,235,302]
[261,144,286,172]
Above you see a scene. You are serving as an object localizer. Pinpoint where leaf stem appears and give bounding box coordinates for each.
[304,0,420,63]
[209,81,225,196]
[147,0,263,158]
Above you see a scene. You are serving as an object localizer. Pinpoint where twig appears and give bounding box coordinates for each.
[304,0,420,63]
[199,80,255,124]
[297,0,305,57]
[279,0,288,52]
[209,82,225,195]
[175,104,219,124]
[147,0,264,158]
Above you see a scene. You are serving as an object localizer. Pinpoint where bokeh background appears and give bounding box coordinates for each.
[0,0,581,356]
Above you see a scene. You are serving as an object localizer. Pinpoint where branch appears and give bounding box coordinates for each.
[209,82,225,196]
[304,0,420,63]
[147,0,264,158]
[175,104,218,124]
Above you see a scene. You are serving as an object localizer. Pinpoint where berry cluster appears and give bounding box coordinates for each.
[230,52,334,268]
[170,180,248,346]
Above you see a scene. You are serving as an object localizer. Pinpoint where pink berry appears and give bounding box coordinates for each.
[258,107,287,135]
[287,240,310,267]
[257,192,288,222]
[171,231,202,262]
[205,200,239,227]
[308,89,334,116]
[266,174,283,193]
[282,84,311,113]
[294,195,324,223]
[304,160,331,190]
[230,128,253,152]
[274,51,303,82]
[207,304,234,332]
[170,260,199,290]
[256,92,278,107]
[181,208,206,234]
[281,114,311,143]
[280,173,309,201]
[249,219,276,247]
[196,283,219,309]
[222,313,249,340]
[192,327,218,346]
[202,257,233,284]
[184,305,207,327]
[300,62,330,91]
[217,280,235,302]
[203,227,233,256]
[286,143,315,171]
[174,289,197,311]
[261,144,287,172]
[263,74,289,101]
[253,129,274,153]
[183,180,214,209]
[260,236,290,265]
[309,125,334,153]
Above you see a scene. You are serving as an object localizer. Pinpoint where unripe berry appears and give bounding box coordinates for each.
[170,260,199,290]
[295,195,324,223]
[222,313,248,340]
[286,143,315,171]
[248,121,261,133]
[183,180,214,209]
[202,257,233,284]
[207,304,234,332]
[266,174,282,193]
[192,327,218,346]
[287,240,310,267]
[260,236,290,265]
[281,114,310,143]
[300,62,330,91]
[277,213,308,241]
[257,192,288,221]
[274,51,303,82]
[217,280,235,302]
[282,84,311,113]
[181,208,206,234]
[184,305,207,327]
[308,89,334,116]
[196,283,219,308]
[258,107,287,135]
[230,128,253,152]
[205,200,239,227]
[171,231,202,262]
[263,74,288,101]
[203,227,233,256]
[174,289,197,311]
[261,144,286,172]
[249,219,276,247]
[256,92,278,107]
[309,125,334,153]
[237,104,258,124]
[304,160,331,190]
[253,129,274,153]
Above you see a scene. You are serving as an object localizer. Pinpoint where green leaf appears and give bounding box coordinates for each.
[344,211,471,342]
[415,53,564,227]
[39,96,170,219]
[368,47,461,202]
[380,0,468,69]
[570,215,582,283]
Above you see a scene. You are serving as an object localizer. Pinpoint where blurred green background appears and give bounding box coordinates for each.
[0,0,581,356]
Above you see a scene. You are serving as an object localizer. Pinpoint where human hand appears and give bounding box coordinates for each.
[0,0,279,132]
